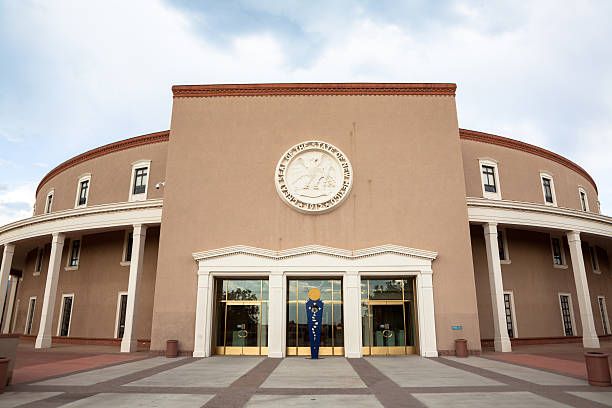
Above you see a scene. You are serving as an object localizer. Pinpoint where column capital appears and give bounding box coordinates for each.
[483,222,498,234]
[132,224,148,236]
[51,233,65,244]
[566,230,581,242]
[2,244,15,255]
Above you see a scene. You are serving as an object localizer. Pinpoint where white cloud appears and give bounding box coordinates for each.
[0,182,36,225]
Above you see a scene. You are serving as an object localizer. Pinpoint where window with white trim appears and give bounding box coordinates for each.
[44,190,54,213]
[25,297,36,335]
[598,296,610,335]
[57,294,74,337]
[550,236,567,267]
[74,174,91,208]
[589,245,600,273]
[540,173,557,206]
[66,239,81,270]
[129,160,151,202]
[34,248,44,276]
[479,159,501,200]
[498,229,510,264]
[559,293,575,336]
[578,187,589,212]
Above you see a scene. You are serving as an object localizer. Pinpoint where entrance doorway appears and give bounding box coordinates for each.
[362,278,417,355]
[286,279,344,356]
[214,279,268,355]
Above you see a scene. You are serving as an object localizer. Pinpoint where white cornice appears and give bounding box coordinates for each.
[0,199,163,245]
[193,244,438,261]
[467,197,612,237]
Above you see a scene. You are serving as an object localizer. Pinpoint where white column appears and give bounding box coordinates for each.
[36,233,65,348]
[2,276,18,333]
[483,223,511,352]
[343,269,362,358]
[567,230,600,348]
[193,269,213,357]
[417,269,439,357]
[268,270,286,358]
[121,225,147,352]
[0,244,15,320]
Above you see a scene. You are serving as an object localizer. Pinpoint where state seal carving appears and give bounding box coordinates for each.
[275,141,353,213]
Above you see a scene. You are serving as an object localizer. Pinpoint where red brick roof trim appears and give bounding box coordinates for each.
[459,129,597,193]
[36,130,170,195]
[172,83,456,97]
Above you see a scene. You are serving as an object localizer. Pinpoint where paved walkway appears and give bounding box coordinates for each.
[3,354,612,407]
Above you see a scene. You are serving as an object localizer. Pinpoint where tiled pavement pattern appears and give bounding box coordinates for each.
[3,355,612,407]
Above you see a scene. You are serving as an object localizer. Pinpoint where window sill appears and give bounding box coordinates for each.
[33,272,40,276]
[553,264,568,269]
[544,202,558,207]
[129,194,147,202]
[120,261,131,267]
[64,266,79,271]
[500,260,511,265]
[483,193,502,201]
[593,270,602,275]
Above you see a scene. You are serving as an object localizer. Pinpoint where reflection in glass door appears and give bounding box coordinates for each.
[214,279,269,355]
[361,278,417,355]
[286,279,344,356]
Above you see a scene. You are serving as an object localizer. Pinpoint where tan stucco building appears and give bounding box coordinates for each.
[1,83,611,358]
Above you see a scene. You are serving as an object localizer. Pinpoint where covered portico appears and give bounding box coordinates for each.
[468,197,612,352]
[0,200,162,352]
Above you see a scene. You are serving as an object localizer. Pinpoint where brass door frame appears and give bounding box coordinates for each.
[286,279,344,356]
[214,279,268,356]
[362,278,418,356]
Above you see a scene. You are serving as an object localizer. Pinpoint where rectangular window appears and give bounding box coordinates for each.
[58,295,74,337]
[133,167,148,195]
[25,297,36,335]
[580,189,589,211]
[125,233,133,262]
[498,231,506,261]
[69,240,80,267]
[35,248,44,274]
[482,165,497,193]
[551,238,563,265]
[599,297,610,335]
[45,192,53,213]
[504,292,515,338]
[78,180,89,205]
[129,161,151,202]
[116,293,128,338]
[589,246,599,272]
[559,294,574,336]
[542,178,553,203]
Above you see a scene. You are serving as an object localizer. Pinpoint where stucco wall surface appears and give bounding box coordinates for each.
[461,139,599,212]
[35,142,168,215]
[152,94,480,353]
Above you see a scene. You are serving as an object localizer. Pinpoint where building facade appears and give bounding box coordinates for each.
[0,83,611,357]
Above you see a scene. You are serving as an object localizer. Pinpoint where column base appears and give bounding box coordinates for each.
[192,351,209,358]
[35,335,52,349]
[494,337,512,352]
[583,335,601,349]
[422,350,439,358]
[345,351,362,359]
[120,338,138,353]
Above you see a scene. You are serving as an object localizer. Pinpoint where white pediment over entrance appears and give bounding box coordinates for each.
[192,244,437,270]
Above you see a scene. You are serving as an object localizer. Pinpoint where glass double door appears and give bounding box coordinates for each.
[362,278,417,355]
[286,279,344,356]
[214,279,268,356]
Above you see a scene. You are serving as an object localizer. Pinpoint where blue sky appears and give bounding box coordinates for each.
[1,0,611,224]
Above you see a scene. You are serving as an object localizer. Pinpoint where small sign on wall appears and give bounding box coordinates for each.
[451,325,463,331]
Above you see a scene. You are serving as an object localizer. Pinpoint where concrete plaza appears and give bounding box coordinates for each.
[4,345,612,407]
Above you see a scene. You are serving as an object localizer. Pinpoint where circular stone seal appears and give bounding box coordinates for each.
[275,141,353,214]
